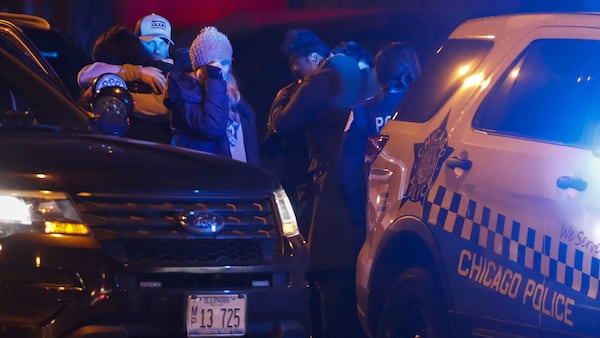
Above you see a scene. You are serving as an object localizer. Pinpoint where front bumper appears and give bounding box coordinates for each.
[0,235,310,338]
[2,284,309,338]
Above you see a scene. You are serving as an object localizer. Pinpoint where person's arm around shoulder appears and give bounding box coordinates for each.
[77,62,121,88]
[78,62,165,94]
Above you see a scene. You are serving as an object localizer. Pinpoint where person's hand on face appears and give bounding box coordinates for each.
[193,59,231,82]
[203,64,223,79]
[207,59,231,80]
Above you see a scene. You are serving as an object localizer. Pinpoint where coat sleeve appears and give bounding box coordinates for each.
[166,73,229,140]
[237,98,260,166]
[267,81,299,129]
[269,69,333,136]
[78,62,135,89]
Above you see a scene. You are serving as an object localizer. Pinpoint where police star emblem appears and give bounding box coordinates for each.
[402,113,454,207]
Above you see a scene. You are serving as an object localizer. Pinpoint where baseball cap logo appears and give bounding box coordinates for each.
[151,20,166,31]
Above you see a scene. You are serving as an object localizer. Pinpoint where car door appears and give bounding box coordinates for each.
[464,29,600,338]
[383,35,544,335]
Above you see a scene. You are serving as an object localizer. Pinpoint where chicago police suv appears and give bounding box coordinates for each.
[357,12,600,338]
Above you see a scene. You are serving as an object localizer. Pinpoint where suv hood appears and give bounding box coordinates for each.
[0,132,279,194]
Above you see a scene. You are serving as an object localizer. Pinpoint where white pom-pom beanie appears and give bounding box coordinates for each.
[189,26,233,69]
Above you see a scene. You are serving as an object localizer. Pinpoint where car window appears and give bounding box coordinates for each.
[0,20,71,98]
[22,26,91,100]
[393,39,493,123]
[0,45,91,132]
[0,79,28,113]
[473,39,600,148]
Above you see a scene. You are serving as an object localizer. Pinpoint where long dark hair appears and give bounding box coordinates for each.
[92,26,155,66]
[375,42,421,93]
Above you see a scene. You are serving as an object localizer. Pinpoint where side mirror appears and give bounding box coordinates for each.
[89,73,133,136]
[365,134,389,165]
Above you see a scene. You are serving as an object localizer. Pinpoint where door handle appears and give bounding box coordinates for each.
[445,157,472,171]
[556,176,588,192]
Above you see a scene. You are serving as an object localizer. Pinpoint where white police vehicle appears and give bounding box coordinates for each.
[357,13,600,338]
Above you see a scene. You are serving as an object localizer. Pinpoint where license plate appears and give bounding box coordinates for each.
[186,294,247,337]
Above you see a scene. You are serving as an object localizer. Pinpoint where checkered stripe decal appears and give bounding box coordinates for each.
[422,185,599,300]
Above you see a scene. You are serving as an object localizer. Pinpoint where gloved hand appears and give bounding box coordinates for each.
[139,66,166,94]
[204,64,223,79]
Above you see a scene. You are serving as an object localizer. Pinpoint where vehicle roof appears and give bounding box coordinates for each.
[450,12,600,40]
[0,12,50,30]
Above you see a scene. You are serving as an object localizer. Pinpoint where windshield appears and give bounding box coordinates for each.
[393,38,493,122]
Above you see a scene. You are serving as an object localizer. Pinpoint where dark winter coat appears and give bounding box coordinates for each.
[338,91,407,231]
[262,80,310,212]
[270,54,365,271]
[164,69,259,165]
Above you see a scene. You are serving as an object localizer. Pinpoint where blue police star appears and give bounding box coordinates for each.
[402,114,454,207]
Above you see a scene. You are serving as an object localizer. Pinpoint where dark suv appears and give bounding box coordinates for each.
[0,18,309,338]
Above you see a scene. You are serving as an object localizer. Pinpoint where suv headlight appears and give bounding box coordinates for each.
[0,190,89,236]
[273,189,299,237]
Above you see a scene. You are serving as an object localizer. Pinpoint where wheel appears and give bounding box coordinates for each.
[376,268,450,338]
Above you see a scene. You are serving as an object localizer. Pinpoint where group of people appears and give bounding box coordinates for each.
[264,28,421,338]
[77,13,421,338]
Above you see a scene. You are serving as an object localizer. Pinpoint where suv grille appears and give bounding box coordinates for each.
[73,192,283,266]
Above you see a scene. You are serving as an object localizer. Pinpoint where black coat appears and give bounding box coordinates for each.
[270,54,366,270]
[339,91,407,231]
[262,80,310,211]
[164,69,259,165]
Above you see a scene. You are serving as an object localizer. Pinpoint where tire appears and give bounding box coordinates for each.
[376,268,450,338]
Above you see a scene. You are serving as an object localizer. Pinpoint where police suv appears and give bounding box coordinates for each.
[357,13,600,338]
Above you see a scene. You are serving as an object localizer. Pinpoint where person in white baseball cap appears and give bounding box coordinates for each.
[77,25,174,144]
[134,13,174,61]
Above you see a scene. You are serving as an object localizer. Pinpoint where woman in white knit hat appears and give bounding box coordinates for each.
[164,26,259,165]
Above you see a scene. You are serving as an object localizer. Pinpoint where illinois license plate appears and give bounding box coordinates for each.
[186,294,247,337]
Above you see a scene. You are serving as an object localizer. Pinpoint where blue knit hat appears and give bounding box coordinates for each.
[189,26,233,69]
